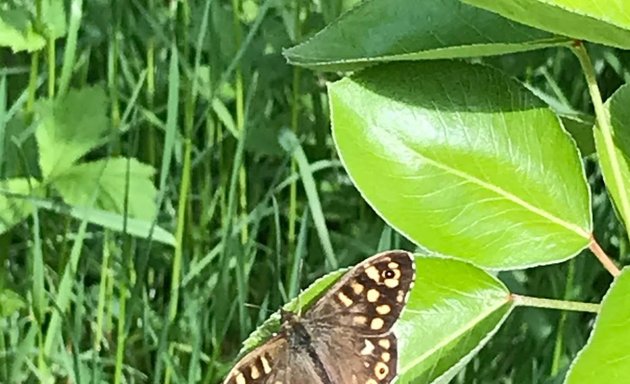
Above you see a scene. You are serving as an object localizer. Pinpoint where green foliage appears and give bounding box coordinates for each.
[0,85,160,236]
[285,0,568,71]
[565,268,630,383]
[53,158,157,220]
[0,8,45,52]
[594,84,630,228]
[462,0,630,49]
[0,288,26,316]
[0,178,41,232]
[1,0,630,383]
[330,60,590,269]
[398,257,513,383]
[34,86,110,178]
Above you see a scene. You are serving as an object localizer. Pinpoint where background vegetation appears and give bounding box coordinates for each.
[1,0,628,383]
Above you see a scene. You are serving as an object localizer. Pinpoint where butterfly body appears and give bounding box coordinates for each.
[223,250,415,384]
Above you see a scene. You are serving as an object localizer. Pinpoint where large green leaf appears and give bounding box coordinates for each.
[594,84,630,229]
[284,0,567,71]
[462,0,630,49]
[231,255,512,383]
[329,61,591,269]
[565,268,630,383]
[35,86,110,178]
[0,178,42,234]
[52,157,157,221]
[397,256,512,383]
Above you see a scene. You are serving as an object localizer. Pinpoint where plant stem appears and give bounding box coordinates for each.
[26,0,43,115]
[589,236,621,277]
[93,233,110,361]
[113,243,130,384]
[232,0,248,245]
[551,259,575,375]
[288,0,302,288]
[512,294,600,313]
[47,35,55,98]
[572,41,630,269]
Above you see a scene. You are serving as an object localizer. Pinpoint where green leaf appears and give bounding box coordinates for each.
[329,61,591,269]
[521,85,595,157]
[52,157,157,221]
[41,0,67,39]
[35,86,110,178]
[398,257,513,383]
[563,116,595,157]
[0,9,45,52]
[462,0,630,49]
[0,178,42,234]
[0,289,26,317]
[284,0,567,71]
[565,268,630,383]
[233,255,513,383]
[594,84,630,229]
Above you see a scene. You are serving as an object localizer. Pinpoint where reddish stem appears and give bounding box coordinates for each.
[589,235,621,277]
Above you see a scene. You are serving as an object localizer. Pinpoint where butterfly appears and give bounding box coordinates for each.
[223,250,416,384]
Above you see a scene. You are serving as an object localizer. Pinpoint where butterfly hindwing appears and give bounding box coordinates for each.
[308,328,398,383]
[223,336,288,384]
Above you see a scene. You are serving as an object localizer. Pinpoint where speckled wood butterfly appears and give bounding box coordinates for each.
[223,250,416,384]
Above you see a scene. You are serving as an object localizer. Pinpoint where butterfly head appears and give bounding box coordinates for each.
[279,308,301,330]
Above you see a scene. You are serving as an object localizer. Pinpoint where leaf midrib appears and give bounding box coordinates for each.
[400,298,512,374]
[406,143,590,239]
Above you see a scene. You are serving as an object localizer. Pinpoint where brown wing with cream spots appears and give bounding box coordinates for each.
[222,335,289,384]
[304,250,415,335]
[223,332,327,384]
[309,328,398,384]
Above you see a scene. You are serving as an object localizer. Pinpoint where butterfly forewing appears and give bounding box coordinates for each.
[305,250,415,335]
[223,250,415,384]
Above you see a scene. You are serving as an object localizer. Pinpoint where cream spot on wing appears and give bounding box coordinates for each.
[353,315,368,325]
[367,289,380,302]
[360,339,375,355]
[375,361,389,379]
[338,291,353,307]
[260,356,271,373]
[384,278,399,288]
[370,317,384,330]
[235,372,246,384]
[376,304,391,315]
[396,289,404,302]
[352,281,364,295]
[388,262,399,269]
[365,266,380,282]
[366,379,378,384]
[378,339,391,349]
[250,365,260,379]
[382,352,391,362]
